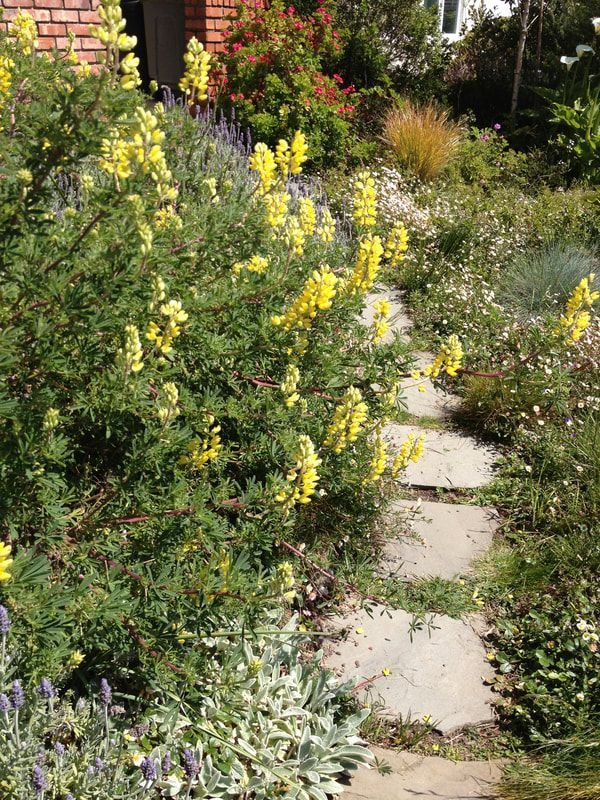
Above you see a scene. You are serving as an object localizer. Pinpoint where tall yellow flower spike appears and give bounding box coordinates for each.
[289,131,308,175]
[317,207,336,243]
[276,435,321,514]
[353,170,377,228]
[280,364,301,407]
[0,543,13,583]
[179,418,222,469]
[384,223,409,268]
[559,273,599,342]
[179,37,212,105]
[10,11,38,55]
[249,143,277,195]
[232,255,269,276]
[346,234,384,296]
[115,324,144,378]
[324,387,369,453]
[298,197,317,236]
[363,428,387,483]
[272,266,337,332]
[156,381,180,426]
[391,432,425,478]
[263,191,289,230]
[371,298,391,344]
[412,334,464,380]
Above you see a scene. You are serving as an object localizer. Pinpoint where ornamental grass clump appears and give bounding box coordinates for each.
[382,101,463,181]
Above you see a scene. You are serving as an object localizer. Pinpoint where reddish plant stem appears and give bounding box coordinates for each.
[121,618,186,674]
[352,672,386,693]
[279,540,386,605]
[232,370,338,402]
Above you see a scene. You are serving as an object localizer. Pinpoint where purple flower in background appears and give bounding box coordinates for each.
[94,757,105,773]
[0,605,10,634]
[182,748,199,780]
[140,756,157,782]
[38,678,55,700]
[11,680,24,709]
[494,123,502,130]
[32,765,47,796]
[0,694,9,712]
[481,134,490,141]
[66,796,75,800]
[161,751,172,774]
[54,742,65,757]
[98,679,112,707]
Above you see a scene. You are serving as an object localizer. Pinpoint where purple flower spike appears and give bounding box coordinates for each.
[32,765,47,796]
[182,748,199,780]
[11,680,24,709]
[38,678,55,700]
[0,694,9,712]
[494,122,502,130]
[140,756,157,782]
[94,756,105,773]
[0,606,10,634]
[55,742,65,757]
[161,751,172,774]
[98,678,112,707]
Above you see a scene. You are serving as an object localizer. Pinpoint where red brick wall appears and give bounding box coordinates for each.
[184,0,234,53]
[1,0,101,62]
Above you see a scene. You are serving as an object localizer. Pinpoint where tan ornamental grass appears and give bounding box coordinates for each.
[382,101,463,181]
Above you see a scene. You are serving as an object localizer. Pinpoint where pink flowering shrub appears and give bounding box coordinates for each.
[218,0,356,165]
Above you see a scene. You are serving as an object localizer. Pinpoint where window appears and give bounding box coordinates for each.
[441,0,461,34]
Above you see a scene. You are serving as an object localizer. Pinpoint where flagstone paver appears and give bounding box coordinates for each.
[361,288,413,343]
[379,501,499,580]
[325,605,495,734]
[384,424,498,489]
[343,746,502,800]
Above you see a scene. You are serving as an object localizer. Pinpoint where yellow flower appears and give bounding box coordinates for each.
[280,364,301,407]
[0,55,14,104]
[156,381,180,426]
[391,432,424,478]
[0,543,13,582]
[384,223,408,267]
[120,51,141,91]
[421,334,464,379]
[263,190,289,230]
[42,408,60,432]
[298,197,317,236]
[363,428,387,483]
[179,37,212,104]
[371,298,391,344]
[276,435,321,514]
[115,324,144,377]
[10,10,38,55]
[382,667,391,677]
[317,207,336,243]
[324,387,369,453]
[353,170,377,227]
[346,234,384,296]
[154,206,182,231]
[559,273,599,342]
[233,255,269,276]
[249,142,277,195]
[284,215,305,256]
[289,131,308,175]
[68,650,85,668]
[272,265,337,332]
[179,422,222,469]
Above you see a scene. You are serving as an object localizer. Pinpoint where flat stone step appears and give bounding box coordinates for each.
[379,501,498,580]
[324,605,495,734]
[341,745,502,800]
[384,425,498,489]
[399,376,461,421]
[361,288,412,343]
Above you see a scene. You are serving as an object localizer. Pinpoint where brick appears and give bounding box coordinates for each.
[35,0,65,8]
[39,22,67,35]
[2,0,34,6]
[186,18,206,31]
[79,36,100,49]
[79,11,100,23]
[51,9,79,22]
[64,22,90,36]
[64,0,87,7]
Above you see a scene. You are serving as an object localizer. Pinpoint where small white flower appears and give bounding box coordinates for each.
[576,44,595,57]
[592,17,600,33]
[576,691,585,702]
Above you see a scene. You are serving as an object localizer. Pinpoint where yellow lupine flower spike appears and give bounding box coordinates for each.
[324,387,369,453]
[179,37,212,105]
[559,273,599,342]
[384,223,409,268]
[363,428,387,483]
[280,364,301,407]
[276,435,322,515]
[421,334,464,379]
[391,432,425,478]
[0,542,13,582]
[272,265,338,332]
[10,10,38,55]
[371,298,391,344]
[346,234,384,296]
[249,142,277,195]
[353,170,377,228]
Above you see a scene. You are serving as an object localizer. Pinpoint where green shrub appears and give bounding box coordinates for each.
[217,0,355,166]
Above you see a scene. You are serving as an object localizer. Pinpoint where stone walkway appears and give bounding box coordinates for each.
[329,288,503,798]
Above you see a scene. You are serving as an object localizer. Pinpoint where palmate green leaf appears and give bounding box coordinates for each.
[8,549,50,588]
